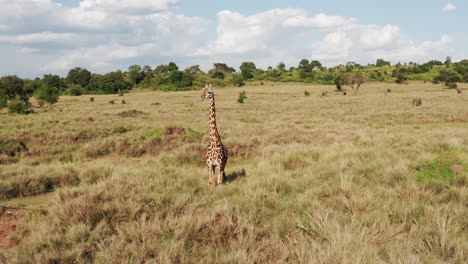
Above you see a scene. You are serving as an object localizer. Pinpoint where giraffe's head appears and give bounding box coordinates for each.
[200,84,214,101]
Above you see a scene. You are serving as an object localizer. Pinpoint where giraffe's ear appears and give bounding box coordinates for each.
[200,85,207,101]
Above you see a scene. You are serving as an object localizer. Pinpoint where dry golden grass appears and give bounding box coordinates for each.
[0,82,467,263]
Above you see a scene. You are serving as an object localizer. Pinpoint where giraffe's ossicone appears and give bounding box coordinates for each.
[201,84,228,186]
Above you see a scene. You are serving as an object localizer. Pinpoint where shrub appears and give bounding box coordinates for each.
[114,126,128,134]
[36,85,59,106]
[7,97,28,114]
[237,91,247,103]
[109,100,115,104]
[321,91,328,97]
[231,74,245,87]
[0,90,7,108]
[67,86,83,96]
[446,82,457,89]
[90,97,94,102]
[118,109,145,117]
[122,100,126,104]
[304,91,310,97]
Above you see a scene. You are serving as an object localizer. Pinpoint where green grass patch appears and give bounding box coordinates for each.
[185,128,203,141]
[416,151,466,185]
[144,128,163,139]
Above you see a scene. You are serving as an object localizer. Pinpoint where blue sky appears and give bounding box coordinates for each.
[1,0,466,77]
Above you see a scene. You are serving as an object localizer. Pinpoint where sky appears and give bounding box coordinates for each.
[0,0,466,78]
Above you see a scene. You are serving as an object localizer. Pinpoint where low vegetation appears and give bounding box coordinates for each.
[1,57,467,115]
[0,82,467,263]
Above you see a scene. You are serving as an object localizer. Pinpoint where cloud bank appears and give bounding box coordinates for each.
[0,0,464,77]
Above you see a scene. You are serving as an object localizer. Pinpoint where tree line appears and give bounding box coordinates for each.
[1,57,467,113]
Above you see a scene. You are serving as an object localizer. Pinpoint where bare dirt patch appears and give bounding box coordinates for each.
[0,207,24,249]
[164,126,186,136]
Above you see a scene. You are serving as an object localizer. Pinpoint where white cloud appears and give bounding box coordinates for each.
[0,2,465,77]
[79,0,178,14]
[312,32,352,60]
[0,32,79,44]
[196,9,306,55]
[367,35,455,61]
[360,25,401,49]
[442,2,457,13]
[283,13,356,30]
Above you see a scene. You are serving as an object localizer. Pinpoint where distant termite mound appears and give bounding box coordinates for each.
[412,98,422,106]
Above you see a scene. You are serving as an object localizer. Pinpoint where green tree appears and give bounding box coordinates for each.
[0,75,26,100]
[277,62,286,71]
[211,71,225,79]
[444,56,452,67]
[36,85,60,106]
[128,64,142,85]
[310,60,323,69]
[434,68,462,87]
[142,65,153,78]
[185,65,203,75]
[66,67,91,88]
[298,59,314,79]
[42,74,65,93]
[240,62,256,80]
[376,58,390,67]
[213,63,235,73]
[168,62,179,73]
[392,67,408,84]
[340,71,365,95]
[0,89,6,108]
[154,64,170,75]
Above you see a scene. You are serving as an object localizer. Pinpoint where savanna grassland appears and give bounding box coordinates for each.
[0,82,467,263]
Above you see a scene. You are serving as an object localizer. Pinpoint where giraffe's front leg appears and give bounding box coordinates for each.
[208,165,215,186]
[217,163,224,185]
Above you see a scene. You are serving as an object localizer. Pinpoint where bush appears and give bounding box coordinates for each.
[36,85,59,106]
[304,91,310,97]
[237,91,247,103]
[90,97,94,102]
[109,100,115,104]
[122,100,126,104]
[114,126,128,134]
[231,74,245,87]
[67,86,83,96]
[0,90,7,108]
[446,82,457,89]
[7,97,28,114]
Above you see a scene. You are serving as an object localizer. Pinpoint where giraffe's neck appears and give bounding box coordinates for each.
[209,97,220,138]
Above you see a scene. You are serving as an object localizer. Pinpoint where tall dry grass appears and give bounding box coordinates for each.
[0,82,467,263]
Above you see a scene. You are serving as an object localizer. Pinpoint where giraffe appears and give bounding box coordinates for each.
[200,84,228,186]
